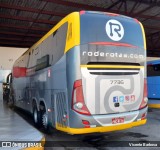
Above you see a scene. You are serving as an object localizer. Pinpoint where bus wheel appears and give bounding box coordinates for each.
[40,104,52,132]
[33,106,40,128]
[9,95,15,108]
[41,110,53,133]
[42,110,48,130]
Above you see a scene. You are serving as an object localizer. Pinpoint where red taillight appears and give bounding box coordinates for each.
[82,120,90,128]
[72,80,91,115]
[139,79,148,109]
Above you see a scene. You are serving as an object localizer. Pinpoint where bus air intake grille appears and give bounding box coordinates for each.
[83,62,142,75]
[56,92,68,128]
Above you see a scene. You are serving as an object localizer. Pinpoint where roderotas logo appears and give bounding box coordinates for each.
[82,51,144,59]
[106,19,124,41]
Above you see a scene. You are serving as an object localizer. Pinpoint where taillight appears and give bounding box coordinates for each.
[82,120,90,128]
[139,79,148,109]
[72,80,91,115]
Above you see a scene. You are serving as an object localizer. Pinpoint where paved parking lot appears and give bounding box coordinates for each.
[14,107,160,150]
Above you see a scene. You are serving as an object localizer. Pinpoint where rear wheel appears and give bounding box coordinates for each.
[8,94,15,108]
[42,110,48,129]
[33,106,41,128]
[40,104,52,132]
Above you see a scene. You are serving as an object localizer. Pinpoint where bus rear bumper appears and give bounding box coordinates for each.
[56,119,147,135]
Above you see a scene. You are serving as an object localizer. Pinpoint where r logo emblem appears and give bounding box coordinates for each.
[106,19,124,41]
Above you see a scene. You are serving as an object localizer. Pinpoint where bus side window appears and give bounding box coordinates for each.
[38,23,68,68]
[28,47,41,68]
[36,55,49,71]
[51,23,68,65]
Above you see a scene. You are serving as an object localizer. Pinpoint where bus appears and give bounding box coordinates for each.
[147,59,160,108]
[10,11,148,134]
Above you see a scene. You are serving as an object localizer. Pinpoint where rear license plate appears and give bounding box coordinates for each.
[112,117,124,124]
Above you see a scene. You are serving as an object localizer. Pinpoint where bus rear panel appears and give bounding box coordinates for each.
[62,11,147,134]
[11,11,147,134]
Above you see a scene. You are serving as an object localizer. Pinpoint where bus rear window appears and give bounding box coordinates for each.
[80,13,144,49]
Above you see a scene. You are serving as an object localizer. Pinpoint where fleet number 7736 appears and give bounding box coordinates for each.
[110,80,124,85]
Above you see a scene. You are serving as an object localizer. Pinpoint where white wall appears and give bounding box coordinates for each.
[0,47,27,99]
[0,47,28,70]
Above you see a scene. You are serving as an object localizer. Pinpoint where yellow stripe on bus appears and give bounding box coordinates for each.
[148,104,160,109]
[56,119,147,134]
[139,21,146,50]
[80,65,144,69]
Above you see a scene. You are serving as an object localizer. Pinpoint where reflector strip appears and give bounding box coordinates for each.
[89,42,137,48]
[88,70,139,72]
[80,65,144,69]
[104,12,120,16]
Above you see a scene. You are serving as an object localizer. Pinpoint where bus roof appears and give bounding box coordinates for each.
[16,11,146,63]
[16,11,80,63]
[81,11,136,21]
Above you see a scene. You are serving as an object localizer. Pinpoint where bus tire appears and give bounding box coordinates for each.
[41,109,48,129]
[40,105,51,132]
[33,106,41,128]
[9,95,15,108]
[42,111,52,133]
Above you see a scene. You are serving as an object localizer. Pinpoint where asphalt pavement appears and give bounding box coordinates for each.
[43,108,160,150]
[11,106,160,150]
